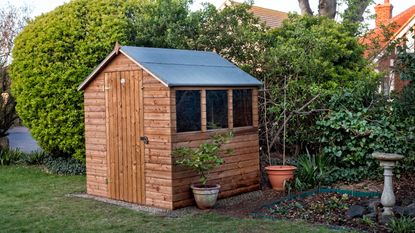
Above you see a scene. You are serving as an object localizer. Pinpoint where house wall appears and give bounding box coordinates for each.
[170,88,260,209]
[377,55,410,93]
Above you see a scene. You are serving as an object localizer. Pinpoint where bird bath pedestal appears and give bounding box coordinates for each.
[372,152,403,221]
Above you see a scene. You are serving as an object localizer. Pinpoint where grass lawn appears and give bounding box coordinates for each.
[0,166,341,233]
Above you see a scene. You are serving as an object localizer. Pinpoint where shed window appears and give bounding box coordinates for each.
[206,90,228,129]
[176,90,201,132]
[233,89,252,127]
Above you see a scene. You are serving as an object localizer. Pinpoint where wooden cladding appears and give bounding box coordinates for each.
[105,70,145,204]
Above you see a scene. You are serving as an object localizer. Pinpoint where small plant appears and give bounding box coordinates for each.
[19,150,47,165]
[294,149,333,190]
[387,217,415,233]
[173,132,233,186]
[361,215,376,228]
[0,149,23,165]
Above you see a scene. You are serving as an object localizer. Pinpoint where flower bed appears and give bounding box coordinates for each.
[252,188,383,232]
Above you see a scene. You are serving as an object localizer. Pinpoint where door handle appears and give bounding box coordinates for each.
[140,136,149,144]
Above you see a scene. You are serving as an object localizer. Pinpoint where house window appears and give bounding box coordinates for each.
[233,89,252,127]
[206,90,228,129]
[176,90,201,132]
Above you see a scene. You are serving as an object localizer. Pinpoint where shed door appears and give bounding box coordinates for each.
[105,70,145,204]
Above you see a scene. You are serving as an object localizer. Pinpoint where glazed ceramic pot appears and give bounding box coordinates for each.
[265,165,297,191]
[191,184,221,209]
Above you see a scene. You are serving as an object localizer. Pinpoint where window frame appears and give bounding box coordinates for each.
[174,87,257,134]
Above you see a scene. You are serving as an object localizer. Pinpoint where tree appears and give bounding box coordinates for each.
[261,15,379,159]
[188,3,268,75]
[0,3,29,141]
[10,0,193,160]
[298,0,372,23]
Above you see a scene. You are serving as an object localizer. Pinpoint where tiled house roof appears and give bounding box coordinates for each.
[362,3,415,58]
[221,1,288,28]
[248,5,288,28]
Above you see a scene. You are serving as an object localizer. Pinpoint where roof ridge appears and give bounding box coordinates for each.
[390,5,415,23]
[121,46,215,54]
[249,5,288,14]
[141,61,235,68]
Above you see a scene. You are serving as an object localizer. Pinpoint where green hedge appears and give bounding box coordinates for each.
[10,0,193,161]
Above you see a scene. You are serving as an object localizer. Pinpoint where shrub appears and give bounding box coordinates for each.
[0,148,85,175]
[387,217,415,233]
[42,156,85,175]
[261,15,379,159]
[173,132,233,186]
[10,0,194,161]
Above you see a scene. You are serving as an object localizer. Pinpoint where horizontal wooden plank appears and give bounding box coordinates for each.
[85,118,106,125]
[145,156,172,165]
[173,127,258,142]
[144,128,171,136]
[144,91,169,98]
[84,92,105,99]
[85,144,106,152]
[85,131,106,139]
[144,113,171,120]
[85,112,106,119]
[144,105,170,113]
[84,99,106,106]
[84,106,106,112]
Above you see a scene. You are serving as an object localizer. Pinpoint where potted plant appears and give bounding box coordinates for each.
[263,74,297,191]
[173,132,233,209]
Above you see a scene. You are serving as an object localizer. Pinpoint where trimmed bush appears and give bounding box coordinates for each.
[10,0,193,161]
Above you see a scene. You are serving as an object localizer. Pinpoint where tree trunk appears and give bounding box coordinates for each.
[298,0,313,15]
[318,0,337,19]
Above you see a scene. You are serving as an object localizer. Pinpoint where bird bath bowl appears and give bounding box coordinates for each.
[372,152,404,221]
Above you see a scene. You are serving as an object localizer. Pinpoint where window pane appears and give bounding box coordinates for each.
[206,90,228,130]
[233,89,252,127]
[176,90,201,132]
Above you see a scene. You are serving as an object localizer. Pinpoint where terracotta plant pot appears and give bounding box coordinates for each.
[265,165,297,191]
[191,184,221,209]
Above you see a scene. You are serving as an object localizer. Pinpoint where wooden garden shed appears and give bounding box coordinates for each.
[78,45,262,209]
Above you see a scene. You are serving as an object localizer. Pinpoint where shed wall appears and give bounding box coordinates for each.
[170,88,260,209]
[84,53,173,209]
[84,67,108,197]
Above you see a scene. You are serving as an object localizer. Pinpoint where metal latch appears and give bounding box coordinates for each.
[140,136,149,144]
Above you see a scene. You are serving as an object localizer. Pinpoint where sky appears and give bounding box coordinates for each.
[0,0,414,28]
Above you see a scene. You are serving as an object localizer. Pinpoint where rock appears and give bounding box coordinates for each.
[401,199,412,207]
[394,206,405,217]
[346,205,366,219]
[379,214,393,224]
[403,206,415,217]
[368,199,382,213]
[363,212,377,221]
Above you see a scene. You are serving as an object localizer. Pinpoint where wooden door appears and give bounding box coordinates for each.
[105,70,145,204]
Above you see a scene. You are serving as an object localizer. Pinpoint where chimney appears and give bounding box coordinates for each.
[375,0,393,27]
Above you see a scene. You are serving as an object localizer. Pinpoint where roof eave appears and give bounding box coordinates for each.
[77,50,117,91]
[168,83,262,88]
